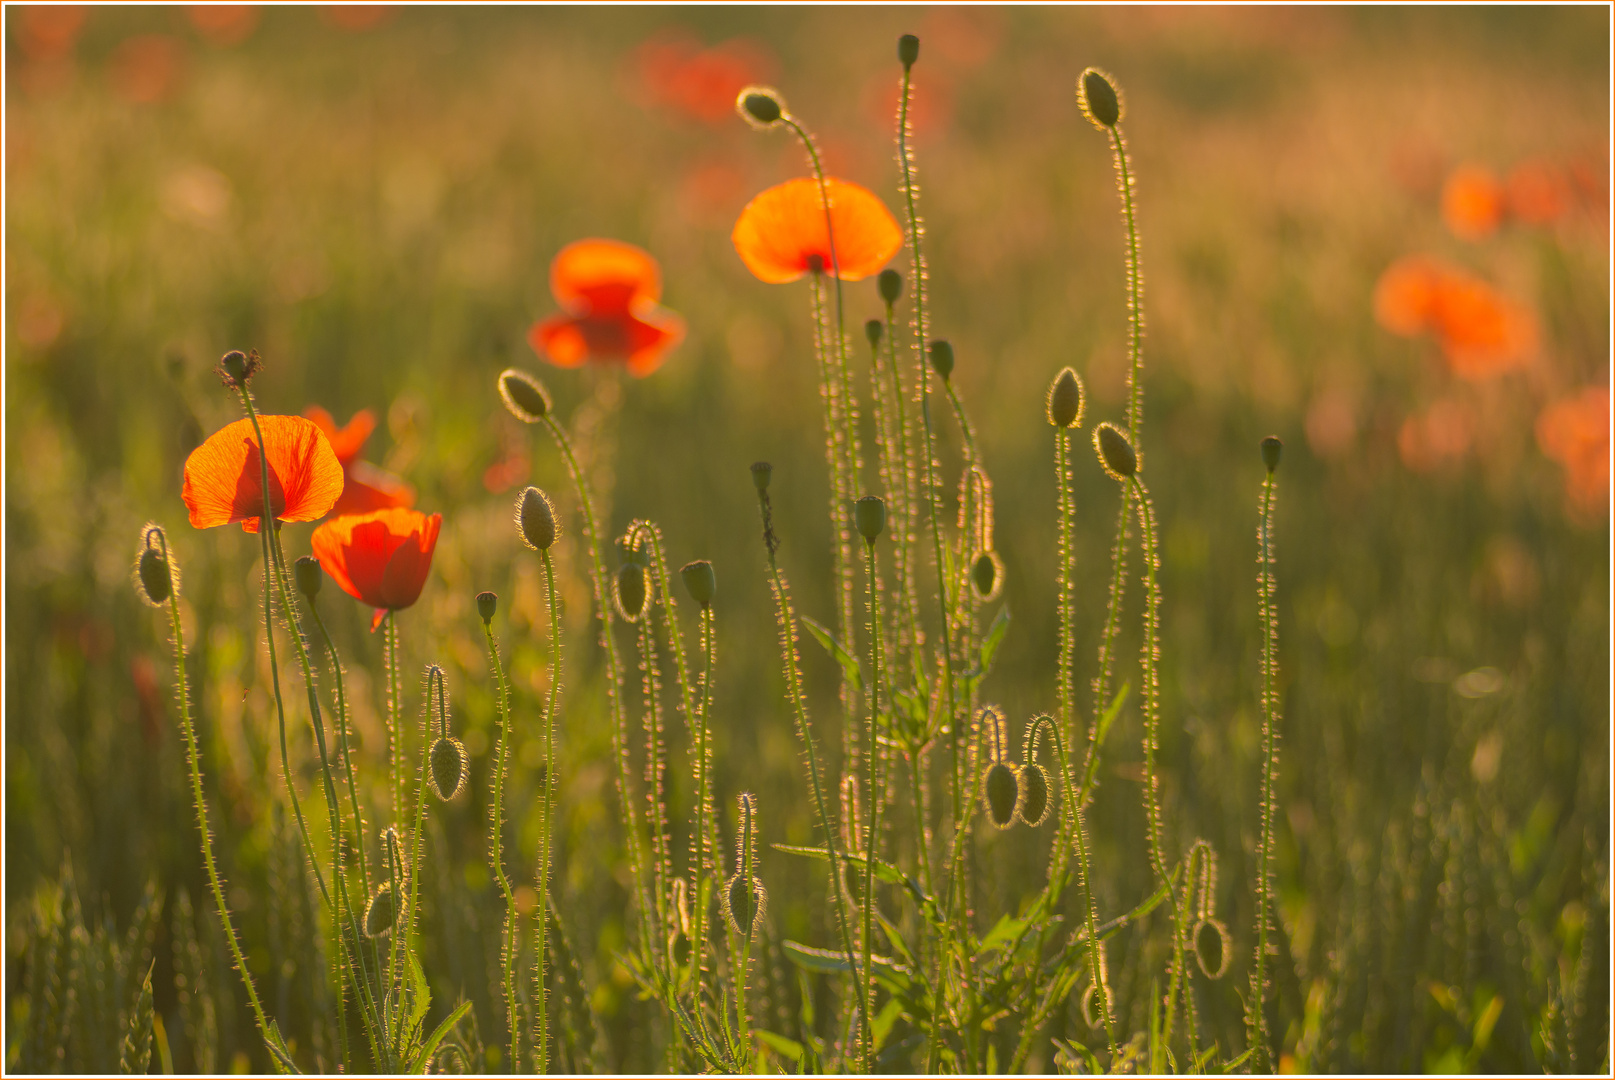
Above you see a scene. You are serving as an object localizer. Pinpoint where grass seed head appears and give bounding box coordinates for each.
[1016,761,1051,827]
[294,555,323,600]
[615,562,649,622]
[855,495,887,543]
[737,85,785,129]
[985,762,1020,829]
[680,559,716,607]
[476,590,497,623]
[429,736,468,801]
[498,367,551,423]
[1262,435,1283,473]
[1094,421,1138,480]
[517,486,558,551]
[878,267,903,304]
[928,338,954,381]
[1047,367,1086,429]
[134,525,176,606]
[898,33,919,69]
[1078,67,1123,129]
[971,549,1004,602]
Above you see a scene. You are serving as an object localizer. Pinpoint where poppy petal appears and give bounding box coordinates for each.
[731,177,903,284]
[550,238,662,310]
[530,314,592,369]
[333,460,416,515]
[626,303,687,377]
[182,415,343,532]
[310,507,438,616]
[304,406,377,466]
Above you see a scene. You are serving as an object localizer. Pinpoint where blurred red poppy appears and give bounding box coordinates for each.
[182,415,344,533]
[311,507,441,630]
[1506,159,1572,226]
[1536,387,1610,515]
[18,5,87,61]
[1440,163,1504,241]
[188,5,259,47]
[732,177,903,284]
[321,5,394,32]
[110,34,186,105]
[1372,256,1536,379]
[304,406,416,515]
[527,239,685,377]
[634,33,775,125]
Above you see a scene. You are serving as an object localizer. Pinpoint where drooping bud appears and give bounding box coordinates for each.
[724,872,766,938]
[1261,435,1283,474]
[517,486,558,551]
[498,368,551,423]
[928,339,954,381]
[680,560,716,607]
[897,33,919,69]
[971,550,1004,603]
[1046,367,1086,429]
[1078,67,1123,129]
[216,348,262,390]
[750,461,773,492]
[134,526,175,607]
[476,590,498,623]
[736,85,785,129]
[984,762,1020,830]
[878,268,903,305]
[864,319,883,348]
[854,495,887,543]
[429,737,468,801]
[1016,762,1051,827]
[364,882,399,938]
[1094,422,1138,480]
[669,878,692,968]
[1193,918,1232,979]
[615,563,649,622]
[294,555,323,600]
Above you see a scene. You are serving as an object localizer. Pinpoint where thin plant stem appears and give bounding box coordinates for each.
[1250,469,1281,1071]
[1079,494,1133,806]
[400,668,438,1048]
[537,551,563,1072]
[690,605,717,1001]
[482,620,521,1072]
[1110,124,1146,447]
[860,540,887,1074]
[881,303,923,669]
[385,615,404,845]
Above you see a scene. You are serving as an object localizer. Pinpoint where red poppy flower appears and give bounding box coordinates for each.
[1536,387,1610,515]
[310,507,441,631]
[527,239,686,377]
[182,415,344,533]
[1372,256,1535,379]
[1440,163,1504,241]
[731,177,903,284]
[304,405,416,516]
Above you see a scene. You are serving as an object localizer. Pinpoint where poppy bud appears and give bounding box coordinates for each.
[750,461,773,492]
[971,550,1004,602]
[1261,435,1283,474]
[737,85,785,129]
[670,878,693,966]
[854,495,886,543]
[680,559,716,607]
[1193,918,1232,979]
[1016,762,1051,827]
[616,562,649,622]
[476,590,498,623]
[984,762,1019,830]
[429,736,468,801]
[1047,367,1086,429]
[216,348,261,390]
[1078,67,1123,129]
[382,825,406,877]
[898,33,919,69]
[878,268,904,304]
[498,368,552,423]
[724,873,766,938]
[1081,983,1108,1030]
[1094,422,1137,480]
[864,319,883,348]
[294,555,323,600]
[134,527,175,607]
[928,339,954,381]
[517,486,558,551]
[364,882,399,938]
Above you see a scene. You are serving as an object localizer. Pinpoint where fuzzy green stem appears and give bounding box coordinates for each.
[1110,125,1145,446]
[860,540,887,1074]
[482,621,521,1072]
[1079,493,1132,805]
[690,605,717,1000]
[1250,472,1281,1071]
[538,553,562,1072]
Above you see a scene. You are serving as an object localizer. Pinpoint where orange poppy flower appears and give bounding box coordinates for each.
[304,405,416,516]
[182,415,344,533]
[1536,387,1610,515]
[1440,163,1504,241]
[731,177,903,284]
[527,238,686,377]
[1372,256,1535,379]
[310,507,442,630]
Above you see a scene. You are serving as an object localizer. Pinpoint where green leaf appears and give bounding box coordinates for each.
[801,615,863,695]
[1073,874,1173,944]
[978,605,1011,674]
[978,914,1030,955]
[406,948,432,1037]
[1096,682,1130,746]
[403,1000,472,1075]
[264,1018,300,1074]
[871,997,905,1051]
[755,1028,804,1067]
[781,941,913,996]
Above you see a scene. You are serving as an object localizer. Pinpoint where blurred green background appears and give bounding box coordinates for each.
[5,5,1609,1074]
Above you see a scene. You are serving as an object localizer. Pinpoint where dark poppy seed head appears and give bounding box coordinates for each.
[294,555,323,600]
[928,339,954,381]
[750,461,773,492]
[216,348,262,389]
[1078,67,1123,129]
[878,268,903,304]
[854,495,886,543]
[1094,422,1138,480]
[898,33,919,68]
[498,367,551,423]
[985,762,1020,829]
[1261,435,1283,473]
[864,319,883,348]
[1047,367,1086,429]
[476,590,498,623]
[680,559,716,607]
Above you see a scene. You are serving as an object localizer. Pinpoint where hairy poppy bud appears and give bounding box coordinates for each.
[1047,367,1086,429]
[517,487,558,551]
[680,560,716,607]
[135,526,175,607]
[364,882,399,938]
[1094,422,1137,480]
[217,348,261,390]
[878,268,903,305]
[737,85,784,129]
[1193,918,1231,979]
[971,550,1004,602]
[429,737,468,801]
[928,339,954,381]
[1016,762,1051,827]
[855,495,886,543]
[724,873,766,938]
[984,762,1019,830]
[1078,67,1122,129]
[750,461,773,492]
[476,590,498,623]
[294,555,323,600]
[670,877,693,967]
[616,562,649,622]
[498,368,551,423]
[1261,435,1283,474]
[898,33,919,69]
[864,319,883,348]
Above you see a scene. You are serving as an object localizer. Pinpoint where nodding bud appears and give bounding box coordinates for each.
[216,348,262,390]
[971,550,1004,602]
[1081,983,1108,1031]
[898,33,919,68]
[1047,367,1086,429]
[854,495,887,543]
[382,825,406,876]
[928,339,955,381]
[429,737,468,801]
[1094,422,1138,480]
[615,562,649,622]
[476,590,498,623]
[498,367,551,423]
[724,873,766,938]
[1261,435,1283,474]
[517,486,558,551]
[134,527,175,607]
[364,882,400,938]
[294,556,323,600]
[878,268,903,304]
[680,559,716,607]
[1078,67,1123,129]
[984,762,1020,830]
[670,929,691,968]
[1193,918,1232,980]
[750,461,773,492]
[737,85,785,129]
[864,319,883,348]
[670,878,692,966]
[1016,762,1051,827]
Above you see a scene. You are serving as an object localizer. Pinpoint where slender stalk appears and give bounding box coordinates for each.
[730,794,760,1060]
[689,605,717,999]
[482,621,521,1072]
[1249,468,1282,1071]
[859,540,888,1074]
[402,669,438,1039]
[384,615,404,841]
[1110,124,1146,447]
[881,303,923,669]
[539,554,563,1072]
[1079,494,1132,805]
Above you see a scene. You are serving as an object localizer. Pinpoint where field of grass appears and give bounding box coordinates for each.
[4,5,1610,1075]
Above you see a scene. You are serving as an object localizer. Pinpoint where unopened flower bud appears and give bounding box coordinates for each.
[898,33,919,69]
[971,550,1004,602]
[864,319,883,348]
[724,873,766,938]
[364,882,399,938]
[1078,67,1123,129]
[1047,367,1086,429]
[854,495,886,543]
[680,560,716,607]
[928,339,954,381]
[476,590,498,623]
[1193,918,1232,979]
[1016,762,1051,827]
[1261,436,1283,474]
[616,562,649,622]
[737,85,785,129]
[984,762,1020,830]
[517,487,558,551]
[294,556,323,600]
[498,368,551,423]
[878,268,903,305]
[135,526,175,607]
[429,737,468,801]
[750,461,773,492]
[1094,422,1138,480]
